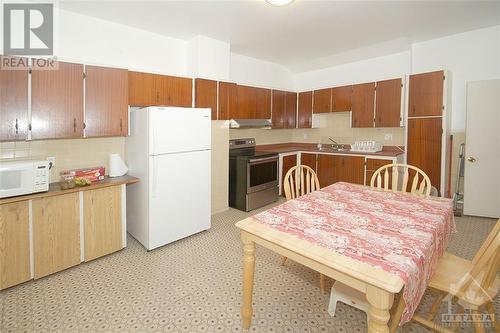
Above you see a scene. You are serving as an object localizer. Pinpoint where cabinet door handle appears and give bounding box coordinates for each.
[412,105,416,115]
[73,118,77,132]
[333,101,336,111]
[120,118,123,132]
[156,91,159,103]
[15,118,18,134]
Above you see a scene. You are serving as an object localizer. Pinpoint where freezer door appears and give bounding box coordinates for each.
[149,107,211,155]
[148,150,211,250]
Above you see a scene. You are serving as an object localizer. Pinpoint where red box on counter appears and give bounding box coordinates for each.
[61,166,105,182]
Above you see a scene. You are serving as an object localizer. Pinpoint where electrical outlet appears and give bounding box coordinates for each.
[47,156,55,169]
[303,133,308,139]
[384,133,393,141]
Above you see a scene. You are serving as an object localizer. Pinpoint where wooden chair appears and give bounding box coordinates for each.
[370,163,432,197]
[412,219,500,333]
[281,165,327,292]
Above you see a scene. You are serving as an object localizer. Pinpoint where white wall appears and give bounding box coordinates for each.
[294,51,411,91]
[230,53,295,90]
[56,9,188,76]
[411,25,500,131]
[187,36,230,80]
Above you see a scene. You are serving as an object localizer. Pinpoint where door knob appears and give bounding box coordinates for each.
[467,156,476,163]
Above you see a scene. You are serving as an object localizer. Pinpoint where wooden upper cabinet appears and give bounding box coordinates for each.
[195,78,218,120]
[218,81,237,120]
[155,74,192,107]
[255,87,271,119]
[408,70,444,117]
[31,61,84,139]
[128,71,155,106]
[407,117,442,191]
[375,78,402,128]
[297,91,313,128]
[85,65,128,137]
[235,85,258,119]
[0,56,28,141]
[271,90,286,128]
[331,85,352,112]
[313,88,331,113]
[351,82,375,128]
[285,91,297,128]
[128,71,193,107]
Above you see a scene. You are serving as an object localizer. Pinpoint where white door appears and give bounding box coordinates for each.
[464,79,500,218]
[148,150,211,250]
[149,107,211,155]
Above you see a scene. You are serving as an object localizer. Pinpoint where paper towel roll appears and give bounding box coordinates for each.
[109,153,128,178]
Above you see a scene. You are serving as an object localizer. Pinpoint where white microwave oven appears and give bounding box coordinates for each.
[0,160,50,199]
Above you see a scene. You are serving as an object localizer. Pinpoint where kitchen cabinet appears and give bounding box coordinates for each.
[271,90,286,128]
[0,56,28,141]
[313,88,331,113]
[297,91,312,128]
[235,85,271,119]
[300,153,317,172]
[317,154,336,187]
[255,87,271,119]
[331,85,352,112]
[31,61,84,139]
[408,70,444,117]
[0,201,30,290]
[85,65,128,137]
[128,71,156,106]
[83,186,122,262]
[407,117,442,193]
[155,74,192,107]
[351,82,375,128]
[285,91,297,128]
[318,154,364,187]
[375,78,402,128]
[281,154,298,196]
[365,158,393,186]
[195,78,218,120]
[128,71,193,107]
[32,193,81,279]
[218,81,237,120]
[272,90,297,129]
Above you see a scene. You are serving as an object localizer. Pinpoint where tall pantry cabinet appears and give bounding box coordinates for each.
[406,70,451,196]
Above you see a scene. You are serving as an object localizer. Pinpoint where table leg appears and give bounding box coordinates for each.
[366,285,394,333]
[241,234,255,330]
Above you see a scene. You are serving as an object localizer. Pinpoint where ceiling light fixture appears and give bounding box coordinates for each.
[265,0,294,6]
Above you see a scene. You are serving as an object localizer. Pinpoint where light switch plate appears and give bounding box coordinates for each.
[384,133,393,141]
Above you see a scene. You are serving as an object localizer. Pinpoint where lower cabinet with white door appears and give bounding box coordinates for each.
[0,176,137,290]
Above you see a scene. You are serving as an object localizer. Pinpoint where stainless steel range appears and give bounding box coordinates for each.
[229,138,279,211]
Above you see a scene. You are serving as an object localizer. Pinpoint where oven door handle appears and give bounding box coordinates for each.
[248,156,278,164]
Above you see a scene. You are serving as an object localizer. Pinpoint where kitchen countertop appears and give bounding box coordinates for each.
[0,175,139,205]
[255,142,405,157]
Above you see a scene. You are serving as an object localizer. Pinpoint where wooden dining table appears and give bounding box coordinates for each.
[235,182,455,333]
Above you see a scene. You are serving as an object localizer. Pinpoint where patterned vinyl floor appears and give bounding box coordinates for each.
[0,202,498,333]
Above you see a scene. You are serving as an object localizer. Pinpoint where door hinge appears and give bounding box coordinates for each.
[28,123,32,131]
[83,72,86,79]
[442,105,445,110]
[28,68,32,74]
[443,75,446,81]
[83,122,86,129]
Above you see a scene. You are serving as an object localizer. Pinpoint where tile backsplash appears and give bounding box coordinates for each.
[0,137,125,183]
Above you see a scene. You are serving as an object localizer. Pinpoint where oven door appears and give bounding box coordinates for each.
[247,156,279,194]
[0,162,35,198]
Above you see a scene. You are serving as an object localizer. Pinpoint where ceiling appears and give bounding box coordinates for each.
[60,1,500,72]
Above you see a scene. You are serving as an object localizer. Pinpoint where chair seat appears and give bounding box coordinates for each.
[428,252,500,307]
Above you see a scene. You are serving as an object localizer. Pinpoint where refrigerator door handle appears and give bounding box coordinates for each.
[152,156,158,198]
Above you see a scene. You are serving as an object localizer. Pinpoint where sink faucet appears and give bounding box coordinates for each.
[328,137,342,150]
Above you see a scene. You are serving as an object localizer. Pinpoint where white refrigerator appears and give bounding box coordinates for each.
[126,106,211,250]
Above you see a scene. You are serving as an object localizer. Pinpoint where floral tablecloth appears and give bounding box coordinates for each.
[252,182,455,324]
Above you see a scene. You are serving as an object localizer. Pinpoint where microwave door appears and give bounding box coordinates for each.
[0,163,34,198]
